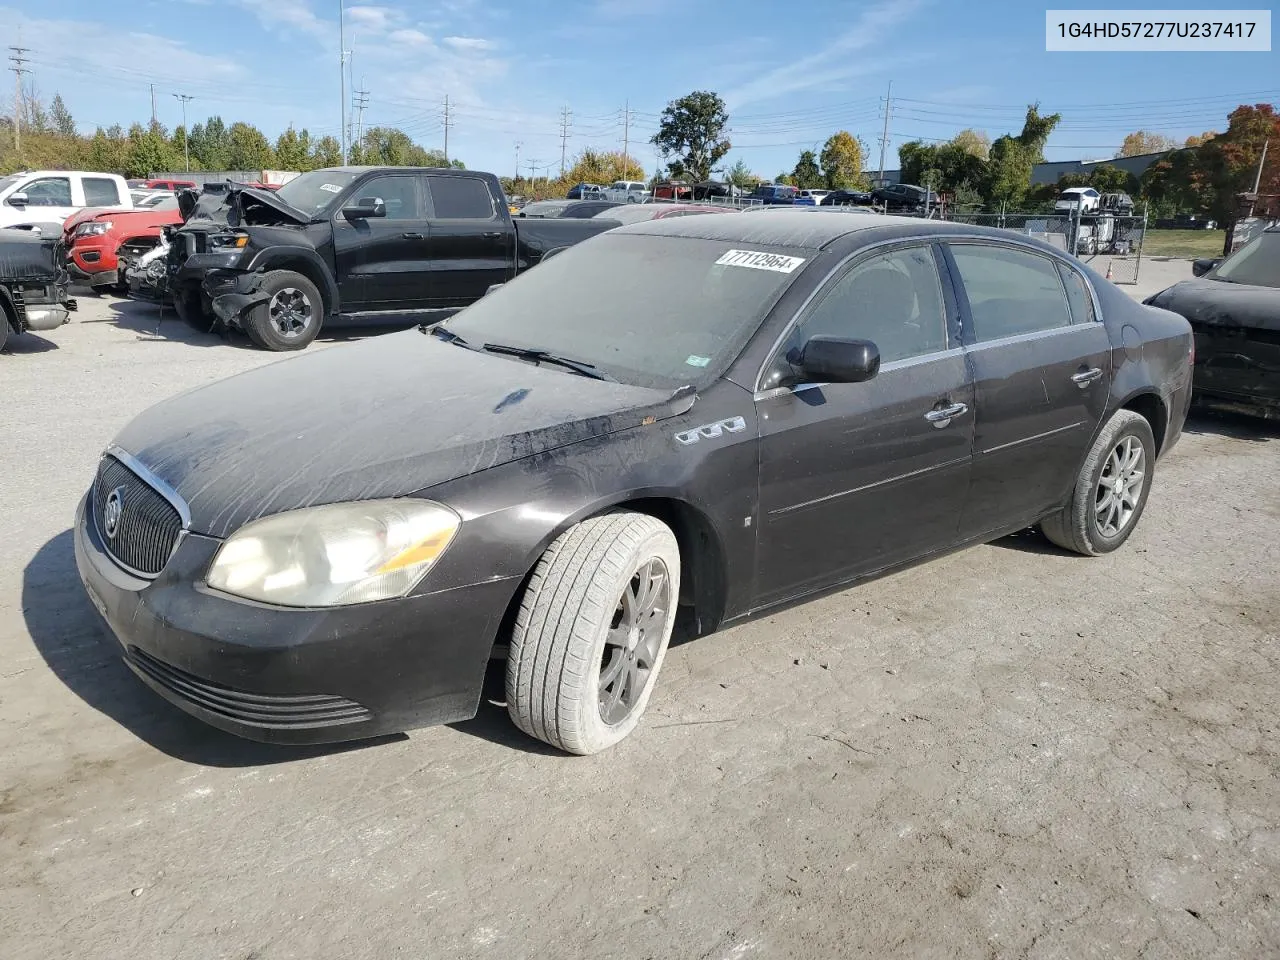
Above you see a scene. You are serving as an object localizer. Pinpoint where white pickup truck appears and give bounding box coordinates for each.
[0,170,133,234]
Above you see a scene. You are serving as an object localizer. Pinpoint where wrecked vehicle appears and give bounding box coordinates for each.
[1146,225,1280,418]
[76,213,1191,754]
[64,194,183,294]
[166,167,618,351]
[0,228,76,350]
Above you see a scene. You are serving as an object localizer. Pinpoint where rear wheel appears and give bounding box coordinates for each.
[506,512,681,755]
[243,270,323,352]
[1041,409,1155,556]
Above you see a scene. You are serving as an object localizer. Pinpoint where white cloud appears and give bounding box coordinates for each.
[722,0,929,109]
[388,28,432,46]
[443,36,492,50]
[347,5,394,30]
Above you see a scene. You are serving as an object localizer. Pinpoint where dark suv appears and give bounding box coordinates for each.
[871,182,928,213]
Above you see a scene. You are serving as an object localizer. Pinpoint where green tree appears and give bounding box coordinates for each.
[651,90,731,182]
[982,105,1062,208]
[274,126,313,171]
[792,149,822,188]
[49,94,76,137]
[726,158,756,189]
[311,135,342,168]
[564,149,645,184]
[820,131,867,189]
[1087,164,1138,193]
[1117,130,1178,158]
[949,128,990,159]
[126,122,176,178]
[190,116,230,169]
[170,126,190,169]
[226,121,274,170]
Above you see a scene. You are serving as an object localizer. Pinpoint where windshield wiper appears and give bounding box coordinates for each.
[480,342,618,382]
[426,324,473,347]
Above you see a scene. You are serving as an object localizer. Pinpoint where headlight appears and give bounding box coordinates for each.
[209,231,249,249]
[206,500,460,607]
[74,221,111,237]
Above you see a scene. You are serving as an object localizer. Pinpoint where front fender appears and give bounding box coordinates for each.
[243,245,339,312]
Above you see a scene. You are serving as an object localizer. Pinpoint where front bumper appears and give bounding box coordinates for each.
[74,494,517,744]
[203,269,268,326]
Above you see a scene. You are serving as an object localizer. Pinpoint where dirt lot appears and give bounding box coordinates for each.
[2,276,1278,960]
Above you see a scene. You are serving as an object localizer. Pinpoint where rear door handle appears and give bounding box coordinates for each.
[402,232,424,240]
[1071,367,1103,387]
[924,402,969,426]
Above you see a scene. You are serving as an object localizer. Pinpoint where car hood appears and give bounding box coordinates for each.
[1148,278,1280,332]
[230,185,312,226]
[112,330,685,538]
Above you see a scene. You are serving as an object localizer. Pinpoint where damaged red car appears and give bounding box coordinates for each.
[64,195,183,293]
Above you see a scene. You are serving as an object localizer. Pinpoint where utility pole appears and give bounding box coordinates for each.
[876,80,892,185]
[558,104,571,177]
[622,99,631,173]
[526,159,541,185]
[7,46,29,154]
[442,94,452,164]
[352,82,369,151]
[150,83,157,127]
[338,0,348,164]
[1247,138,1270,218]
[173,93,194,171]
[514,141,521,184]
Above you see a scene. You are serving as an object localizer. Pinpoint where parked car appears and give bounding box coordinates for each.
[0,228,76,350]
[747,183,799,205]
[1054,187,1102,215]
[822,190,874,207]
[693,181,737,200]
[558,199,623,218]
[798,189,831,206]
[653,181,694,201]
[1144,225,1279,418]
[129,190,176,208]
[566,183,604,200]
[139,178,197,191]
[1154,213,1218,230]
[63,195,183,293]
[75,212,1191,754]
[0,171,132,233]
[589,203,730,224]
[167,167,617,350]
[603,180,651,203]
[516,200,576,218]
[872,182,928,213]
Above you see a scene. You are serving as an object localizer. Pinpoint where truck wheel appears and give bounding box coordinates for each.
[506,512,681,755]
[244,271,323,352]
[172,287,212,331]
[1041,410,1156,556]
[0,311,10,352]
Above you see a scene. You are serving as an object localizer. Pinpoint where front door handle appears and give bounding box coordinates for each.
[1071,367,1103,387]
[402,232,424,240]
[482,231,502,239]
[924,402,969,426]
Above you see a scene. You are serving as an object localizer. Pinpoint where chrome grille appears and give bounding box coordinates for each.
[92,455,186,577]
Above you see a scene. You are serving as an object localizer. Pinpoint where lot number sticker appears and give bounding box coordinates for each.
[319,183,344,193]
[715,249,806,273]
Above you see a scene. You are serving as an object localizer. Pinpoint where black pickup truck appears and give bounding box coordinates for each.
[166,167,617,350]
[0,228,76,351]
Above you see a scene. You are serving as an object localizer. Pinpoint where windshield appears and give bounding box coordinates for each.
[439,233,811,389]
[519,200,570,217]
[0,174,22,194]
[1211,231,1280,288]
[273,170,362,216]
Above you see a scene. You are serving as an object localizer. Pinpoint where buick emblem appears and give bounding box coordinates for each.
[103,486,125,540]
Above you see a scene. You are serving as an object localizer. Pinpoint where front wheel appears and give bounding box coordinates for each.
[1041,409,1156,556]
[506,512,681,755]
[243,270,324,351]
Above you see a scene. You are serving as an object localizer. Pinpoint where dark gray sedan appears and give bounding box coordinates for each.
[75,213,1193,754]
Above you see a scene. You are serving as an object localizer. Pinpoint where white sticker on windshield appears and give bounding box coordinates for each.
[319,183,343,193]
[686,354,711,367]
[715,249,806,273]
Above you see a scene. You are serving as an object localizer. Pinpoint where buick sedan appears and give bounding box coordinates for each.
[75,213,1194,754]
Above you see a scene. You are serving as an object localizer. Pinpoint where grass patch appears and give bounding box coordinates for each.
[1143,229,1227,259]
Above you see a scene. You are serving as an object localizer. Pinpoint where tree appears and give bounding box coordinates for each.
[651,90,731,182]
[1184,131,1217,148]
[791,149,822,188]
[725,158,756,189]
[564,149,645,185]
[50,94,76,137]
[311,135,342,168]
[274,126,313,171]
[126,122,176,178]
[820,131,867,189]
[1086,164,1137,194]
[982,105,1062,208]
[190,116,230,170]
[226,121,274,170]
[949,128,990,160]
[1117,130,1178,158]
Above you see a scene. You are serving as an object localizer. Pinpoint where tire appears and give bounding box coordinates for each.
[172,286,211,331]
[506,512,681,755]
[1041,409,1156,556]
[0,311,9,352]
[242,270,323,352]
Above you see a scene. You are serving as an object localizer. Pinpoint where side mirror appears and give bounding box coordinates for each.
[7,192,29,207]
[1192,257,1221,277]
[343,198,386,220]
[784,336,881,386]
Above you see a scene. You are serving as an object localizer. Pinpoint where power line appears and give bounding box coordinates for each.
[622,99,633,171]
[8,46,30,153]
[352,83,369,149]
[558,104,571,176]
[442,93,452,163]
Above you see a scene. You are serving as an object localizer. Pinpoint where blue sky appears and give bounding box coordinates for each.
[5,0,1277,178]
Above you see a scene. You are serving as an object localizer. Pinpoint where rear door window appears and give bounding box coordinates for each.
[949,243,1074,342]
[426,176,496,219]
[84,177,122,206]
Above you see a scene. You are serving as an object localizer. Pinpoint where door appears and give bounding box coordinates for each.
[422,175,511,308]
[331,173,430,312]
[944,242,1113,539]
[754,243,974,608]
[9,174,77,225]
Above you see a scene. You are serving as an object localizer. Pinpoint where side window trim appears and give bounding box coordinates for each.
[424,175,498,220]
[754,240,959,392]
[343,174,421,220]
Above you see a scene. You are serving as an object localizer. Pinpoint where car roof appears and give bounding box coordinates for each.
[618,210,932,249]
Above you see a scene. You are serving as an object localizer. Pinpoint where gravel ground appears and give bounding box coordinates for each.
[2,270,1278,960]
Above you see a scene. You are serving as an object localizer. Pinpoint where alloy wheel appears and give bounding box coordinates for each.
[268,287,313,339]
[598,557,671,725]
[1095,435,1146,538]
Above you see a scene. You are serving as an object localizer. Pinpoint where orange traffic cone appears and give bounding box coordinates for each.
[1105,261,1114,281]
